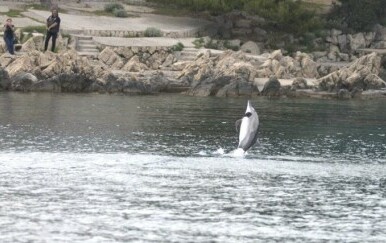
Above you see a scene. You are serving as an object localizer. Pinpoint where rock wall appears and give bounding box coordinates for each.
[97,46,177,71]
[1,33,385,99]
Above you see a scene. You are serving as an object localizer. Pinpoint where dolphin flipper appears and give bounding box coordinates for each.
[235,119,242,132]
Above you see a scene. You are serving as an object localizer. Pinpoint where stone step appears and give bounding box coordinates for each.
[74,35,99,56]
[78,40,95,45]
[77,51,99,57]
[78,47,99,52]
[178,56,196,62]
[78,43,98,49]
[182,47,200,52]
[76,36,93,41]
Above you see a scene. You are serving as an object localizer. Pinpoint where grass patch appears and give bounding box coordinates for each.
[6,9,23,17]
[21,25,47,34]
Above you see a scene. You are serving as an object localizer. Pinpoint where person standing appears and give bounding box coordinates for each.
[3,18,15,55]
[44,8,61,52]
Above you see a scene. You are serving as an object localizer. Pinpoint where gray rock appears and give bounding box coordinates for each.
[11,72,38,91]
[337,34,348,52]
[261,76,281,96]
[318,52,385,92]
[337,89,351,99]
[292,77,309,90]
[348,33,366,51]
[253,27,268,42]
[331,29,342,37]
[235,19,251,29]
[240,41,260,55]
[0,67,10,90]
[374,24,386,41]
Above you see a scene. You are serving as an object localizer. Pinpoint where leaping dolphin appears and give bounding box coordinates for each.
[235,100,259,152]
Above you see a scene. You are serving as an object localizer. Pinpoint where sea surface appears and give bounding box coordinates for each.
[0,92,385,242]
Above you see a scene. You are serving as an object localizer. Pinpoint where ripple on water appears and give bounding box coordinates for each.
[1,152,386,242]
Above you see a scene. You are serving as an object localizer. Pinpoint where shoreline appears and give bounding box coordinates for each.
[1,1,386,100]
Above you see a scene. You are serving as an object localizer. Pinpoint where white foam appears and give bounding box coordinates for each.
[228,148,246,158]
[212,148,225,155]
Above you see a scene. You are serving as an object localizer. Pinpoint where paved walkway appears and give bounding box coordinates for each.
[1,1,212,47]
[92,36,198,47]
[25,9,211,35]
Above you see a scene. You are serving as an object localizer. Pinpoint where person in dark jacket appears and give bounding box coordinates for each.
[3,18,15,55]
[44,8,61,52]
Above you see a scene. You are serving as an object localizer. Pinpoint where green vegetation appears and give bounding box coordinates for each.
[21,25,47,34]
[103,3,130,18]
[193,38,205,49]
[19,26,47,44]
[171,42,184,51]
[144,27,162,37]
[104,3,124,12]
[113,9,129,18]
[5,9,23,17]
[148,0,323,35]
[149,0,386,34]
[328,0,386,32]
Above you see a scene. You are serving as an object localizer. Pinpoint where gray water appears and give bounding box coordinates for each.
[0,92,386,242]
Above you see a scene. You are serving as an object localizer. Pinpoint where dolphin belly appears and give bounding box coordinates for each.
[237,101,259,152]
[238,116,258,151]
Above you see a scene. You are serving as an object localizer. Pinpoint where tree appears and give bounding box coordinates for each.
[332,0,386,32]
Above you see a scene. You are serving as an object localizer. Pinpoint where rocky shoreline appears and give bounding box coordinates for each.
[1,35,386,99]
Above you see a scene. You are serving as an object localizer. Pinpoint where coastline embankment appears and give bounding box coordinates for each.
[0,1,386,99]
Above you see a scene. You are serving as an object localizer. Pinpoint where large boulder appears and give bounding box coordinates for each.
[21,35,45,53]
[101,72,153,94]
[4,55,35,77]
[348,33,366,51]
[10,72,38,91]
[122,56,149,72]
[47,73,94,92]
[261,76,281,96]
[318,52,386,92]
[182,50,260,97]
[256,50,318,79]
[0,67,10,90]
[240,41,260,55]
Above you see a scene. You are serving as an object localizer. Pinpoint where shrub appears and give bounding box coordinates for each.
[328,0,386,32]
[193,38,205,49]
[113,9,129,18]
[171,42,184,51]
[144,27,162,37]
[104,3,124,13]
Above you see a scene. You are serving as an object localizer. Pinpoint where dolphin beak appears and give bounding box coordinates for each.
[246,100,252,113]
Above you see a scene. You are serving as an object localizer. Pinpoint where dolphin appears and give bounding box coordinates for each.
[235,100,259,152]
